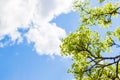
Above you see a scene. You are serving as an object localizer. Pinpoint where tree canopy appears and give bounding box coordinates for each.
[60,0,120,80]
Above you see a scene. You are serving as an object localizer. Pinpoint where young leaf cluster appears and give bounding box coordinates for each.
[60,0,120,80]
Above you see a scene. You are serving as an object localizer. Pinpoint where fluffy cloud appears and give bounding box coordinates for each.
[0,0,74,55]
[25,23,66,55]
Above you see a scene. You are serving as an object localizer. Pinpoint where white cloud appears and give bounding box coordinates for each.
[25,23,66,55]
[0,0,36,42]
[0,0,74,55]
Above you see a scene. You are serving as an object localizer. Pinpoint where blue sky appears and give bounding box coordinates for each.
[0,0,120,80]
[0,0,79,79]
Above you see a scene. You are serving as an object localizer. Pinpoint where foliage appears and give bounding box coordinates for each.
[60,0,120,80]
